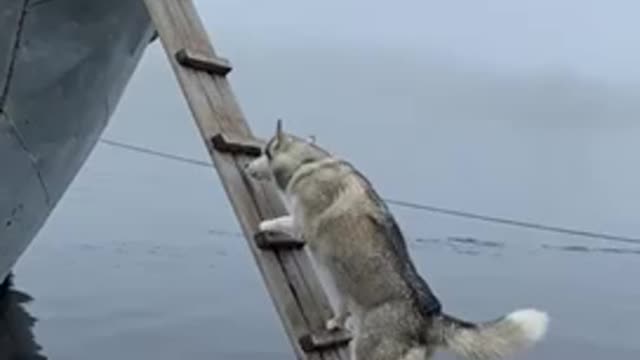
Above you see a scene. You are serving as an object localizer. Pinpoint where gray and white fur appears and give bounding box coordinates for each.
[245,120,549,360]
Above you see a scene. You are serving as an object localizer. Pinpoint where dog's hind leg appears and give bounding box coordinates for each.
[352,331,417,360]
[326,301,350,331]
[307,251,352,332]
[400,348,430,360]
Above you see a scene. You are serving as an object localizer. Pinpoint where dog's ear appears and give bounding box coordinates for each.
[275,118,284,142]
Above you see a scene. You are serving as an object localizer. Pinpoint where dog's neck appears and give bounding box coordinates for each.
[283,157,344,195]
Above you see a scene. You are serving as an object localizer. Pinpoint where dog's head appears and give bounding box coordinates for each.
[245,119,329,190]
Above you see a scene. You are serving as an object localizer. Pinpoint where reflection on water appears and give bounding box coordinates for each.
[413,234,640,258]
[541,244,640,256]
[0,275,46,360]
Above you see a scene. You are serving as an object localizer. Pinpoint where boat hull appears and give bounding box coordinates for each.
[0,0,154,280]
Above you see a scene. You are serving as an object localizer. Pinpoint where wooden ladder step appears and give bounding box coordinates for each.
[299,330,353,352]
[175,48,232,76]
[254,230,306,250]
[210,133,263,157]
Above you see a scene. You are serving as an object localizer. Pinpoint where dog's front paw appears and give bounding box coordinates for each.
[257,215,294,235]
[325,316,347,332]
[258,219,276,232]
[325,318,341,332]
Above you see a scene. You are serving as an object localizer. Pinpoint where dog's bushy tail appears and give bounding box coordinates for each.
[435,308,549,359]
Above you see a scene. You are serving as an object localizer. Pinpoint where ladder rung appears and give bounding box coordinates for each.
[175,48,232,76]
[254,230,306,250]
[298,329,352,352]
[211,133,263,157]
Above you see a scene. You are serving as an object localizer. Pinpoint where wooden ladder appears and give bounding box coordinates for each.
[142,1,351,359]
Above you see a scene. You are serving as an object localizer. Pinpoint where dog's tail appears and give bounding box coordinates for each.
[434,308,549,360]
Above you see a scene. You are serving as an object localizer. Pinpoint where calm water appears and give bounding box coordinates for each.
[4,3,640,358]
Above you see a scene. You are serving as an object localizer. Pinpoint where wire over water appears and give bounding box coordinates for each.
[99,138,640,246]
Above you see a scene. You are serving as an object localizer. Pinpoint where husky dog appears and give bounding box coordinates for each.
[245,120,549,360]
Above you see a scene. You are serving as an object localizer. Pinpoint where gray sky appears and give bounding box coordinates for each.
[195,0,640,83]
